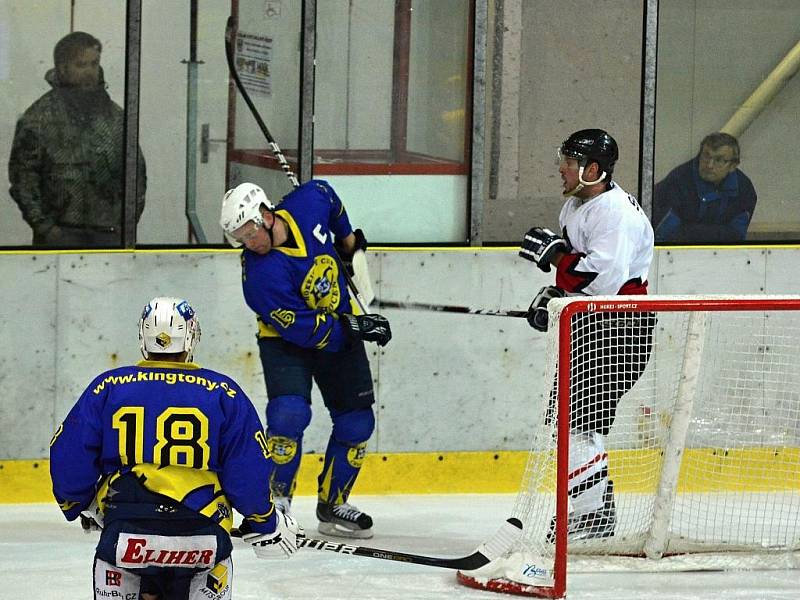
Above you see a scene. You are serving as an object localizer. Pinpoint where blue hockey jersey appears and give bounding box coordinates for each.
[49,360,276,534]
[241,179,359,352]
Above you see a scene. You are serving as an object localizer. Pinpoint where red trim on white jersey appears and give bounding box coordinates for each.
[555,182,654,296]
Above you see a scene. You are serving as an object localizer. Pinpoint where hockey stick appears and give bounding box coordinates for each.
[373,298,528,319]
[232,517,522,570]
[224,16,298,187]
[225,15,367,312]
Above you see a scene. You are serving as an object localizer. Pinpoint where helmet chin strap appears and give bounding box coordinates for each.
[252,205,276,247]
[262,211,276,247]
[563,165,607,197]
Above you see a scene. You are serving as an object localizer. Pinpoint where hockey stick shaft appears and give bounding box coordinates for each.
[296,536,483,570]
[233,517,522,571]
[224,16,298,187]
[225,16,367,312]
[374,298,528,319]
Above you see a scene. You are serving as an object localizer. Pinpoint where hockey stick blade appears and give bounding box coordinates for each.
[374,298,528,319]
[233,517,522,570]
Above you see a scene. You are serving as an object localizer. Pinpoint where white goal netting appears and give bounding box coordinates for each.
[460,296,800,598]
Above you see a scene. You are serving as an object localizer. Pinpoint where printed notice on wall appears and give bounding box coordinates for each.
[235,31,272,96]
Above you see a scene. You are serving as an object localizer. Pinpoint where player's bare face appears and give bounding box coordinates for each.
[698,144,737,185]
[558,158,581,195]
[233,221,271,254]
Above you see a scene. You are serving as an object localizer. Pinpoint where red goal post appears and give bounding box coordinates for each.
[458,295,800,598]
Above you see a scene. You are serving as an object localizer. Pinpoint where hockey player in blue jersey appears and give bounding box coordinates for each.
[220,180,391,539]
[50,297,301,600]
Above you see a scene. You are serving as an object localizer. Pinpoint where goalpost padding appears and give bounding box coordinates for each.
[459,296,800,598]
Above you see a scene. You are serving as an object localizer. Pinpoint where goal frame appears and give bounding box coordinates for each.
[460,295,800,599]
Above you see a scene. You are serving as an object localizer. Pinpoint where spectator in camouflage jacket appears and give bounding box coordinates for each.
[8,31,146,247]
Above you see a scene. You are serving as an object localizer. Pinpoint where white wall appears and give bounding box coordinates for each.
[2,246,799,460]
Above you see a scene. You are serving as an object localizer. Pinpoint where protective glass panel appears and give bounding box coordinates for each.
[653,2,800,244]
[313,0,471,243]
[134,0,233,244]
[481,0,644,243]
[1,0,129,248]
[225,0,300,213]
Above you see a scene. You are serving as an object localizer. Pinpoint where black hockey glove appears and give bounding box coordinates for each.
[336,229,368,276]
[80,498,103,534]
[342,313,392,346]
[80,513,102,533]
[519,227,568,273]
[527,286,565,332]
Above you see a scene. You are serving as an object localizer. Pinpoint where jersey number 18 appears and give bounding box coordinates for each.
[112,407,210,469]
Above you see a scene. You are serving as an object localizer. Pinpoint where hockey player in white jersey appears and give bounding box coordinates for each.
[519,129,655,542]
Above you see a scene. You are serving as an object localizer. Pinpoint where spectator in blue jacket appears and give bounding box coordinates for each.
[653,133,756,243]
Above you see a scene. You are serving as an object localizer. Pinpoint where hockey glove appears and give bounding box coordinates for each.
[527,286,565,332]
[336,229,368,276]
[342,313,392,346]
[519,227,569,273]
[80,498,103,534]
[336,230,376,306]
[242,511,303,560]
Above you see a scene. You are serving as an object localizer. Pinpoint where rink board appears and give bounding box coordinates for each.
[3,446,797,503]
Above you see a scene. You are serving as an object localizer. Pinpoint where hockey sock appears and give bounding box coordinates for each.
[267,436,302,499]
[317,438,367,505]
[318,408,374,505]
[265,395,312,499]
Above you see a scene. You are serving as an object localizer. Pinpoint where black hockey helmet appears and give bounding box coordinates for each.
[559,129,619,178]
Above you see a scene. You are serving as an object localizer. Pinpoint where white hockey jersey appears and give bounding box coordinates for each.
[556,182,654,296]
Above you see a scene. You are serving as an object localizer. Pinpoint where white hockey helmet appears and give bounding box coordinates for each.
[138,297,201,361]
[219,182,275,247]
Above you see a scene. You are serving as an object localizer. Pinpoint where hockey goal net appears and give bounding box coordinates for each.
[459,295,800,598]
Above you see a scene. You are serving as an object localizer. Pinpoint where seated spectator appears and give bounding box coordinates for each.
[653,133,756,243]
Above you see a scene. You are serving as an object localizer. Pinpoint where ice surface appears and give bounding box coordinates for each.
[1,495,796,599]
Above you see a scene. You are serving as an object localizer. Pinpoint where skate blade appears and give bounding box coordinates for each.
[318,521,374,539]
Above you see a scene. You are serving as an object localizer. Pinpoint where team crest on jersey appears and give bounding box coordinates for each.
[270,308,296,328]
[155,332,171,348]
[301,255,340,311]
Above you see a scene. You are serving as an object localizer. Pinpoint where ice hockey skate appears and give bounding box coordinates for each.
[317,501,374,539]
[547,480,617,543]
